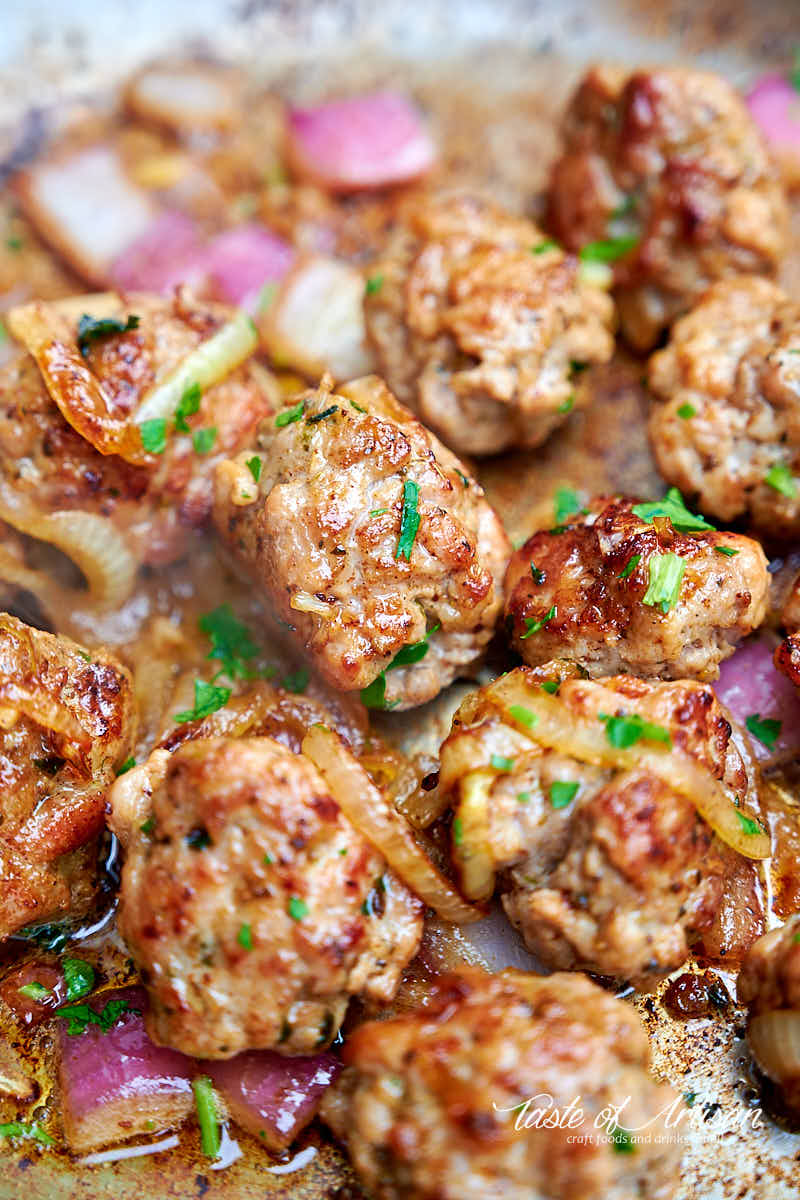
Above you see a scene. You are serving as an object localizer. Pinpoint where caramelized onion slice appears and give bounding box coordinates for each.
[486,674,771,861]
[452,770,496,902]
[302,724,483,924]
[748,1011,800,1084]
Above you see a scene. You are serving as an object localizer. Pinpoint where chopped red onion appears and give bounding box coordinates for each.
[746,73,800,177]
[200,223,295,310]
[714,636,800,764]
[109,210,205,294]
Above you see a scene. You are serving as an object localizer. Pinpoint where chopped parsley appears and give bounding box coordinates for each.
[77,313,139,357]
[541,679,560,694]
[618,554,641,580]
[62,957,95,1002]
[192,426,217,455]
[735,810,764,837]
[677,402,696,420]
[631,487,715,532]
[33,755,65,776]
[490,754,515,772]
[508,704,537,729]
[288,896,308,921]
[360,624,439,708]
[599,711,672,749]
[764,462,798,499]
[193,1076,221,1159]
[554,487,586,525]
[349,399,366,413]
[521,605,557,639]
[282,666,310,694]
[200,604,260,681]
[396,480,421,561]
[579,236,638,263]
[174,679,232,723]
[5,234,23,252]
[455,469,469,487]
[365,274,384,295]
[0,1121,53,1146]
[245,455,262,483]
[549,780,579,809]
[608,1122,636,1154]
[186,828,212,851]
[306,405,338,424]
[140,817,155,835]
[611,194,636,219]
[174,382,201,432]
[557,395,574,415]
[684,1092,697,1107]
[115,756,136,776]
[452,817,464,845]
[517,792,531,804]
[275,399,305,427]
[58,997,137,1036]
[18,922,70,953]
[745,713,781,750]
[370,508,388,517]
[530,563,545,585]
[237,923,253,951]
[714,545,739,557]
[360,673,389,710]
[140,417,167,455]
[18,982,52,1002]
[641,552,685,614]
[532,239,559,254]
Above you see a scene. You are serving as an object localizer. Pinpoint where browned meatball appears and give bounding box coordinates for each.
[439,666,766,985]
[738,916,800,1115]
[0,612,134,938]
[775,634,800,688]
[504,496,768,680]
[212,374,510,709]
[321,966,680,1200]
[648,278,800,542]
[364,192,615,456]
[548,66,788,350]
[114,734,423,1058]
[1,289,275,576]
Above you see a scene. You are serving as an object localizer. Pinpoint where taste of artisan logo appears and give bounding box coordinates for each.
[493,1092,764,1145]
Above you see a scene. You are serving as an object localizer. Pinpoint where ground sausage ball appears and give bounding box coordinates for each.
[321,965,680,1200]
[648,278,800,542]
[0,612,134,938]
[504,496,768,680]
[364,192,615,456]
[116,734,423,1058]
[548,66,788,350]
[738,916,800,1115]
[212,374,511,709]
[439,666,765,985]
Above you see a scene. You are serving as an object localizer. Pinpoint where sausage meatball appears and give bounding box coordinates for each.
[212,374,511,709]
[321,965,680,1200]
[648,278,800,542]
[364,192,615,456]
[439,666,766,985]
[504,496,768,680]
[548,66,788,350]
[1,289,275,570]
[738,916,800,1115]
[114,734,423,1058]
[0,612,134,938]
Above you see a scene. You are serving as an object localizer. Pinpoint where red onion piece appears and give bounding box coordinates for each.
[207,1049,341,1151]
[110,210,205,294]
[57,987,195,1153]
[714,636,800,764]
[746,73,800,182]
[286,91,436,192]
[201,223,295,310]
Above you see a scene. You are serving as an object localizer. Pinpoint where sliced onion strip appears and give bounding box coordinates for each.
[302,724,484,923]
[747,1011,800,1083]
[79,1134,180,1165]
[453,770,496,902]
[485,674,771,861]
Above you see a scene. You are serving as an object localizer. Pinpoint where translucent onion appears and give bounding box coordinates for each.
[452,769,496,902]
[747,1011,800,1084]
[486,673,771,861]
[302,723,483,924]
[134,310,258,426]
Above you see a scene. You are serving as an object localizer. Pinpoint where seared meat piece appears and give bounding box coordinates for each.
[0,612,133,938]
[548,66,788,350]
[364,192,615,456]
[505,496,768,680]
[0,289,274,576]
[648,278,800,542]
[775,635,800,689]
[321,966,680,1200]
[782,575,800,632]
[439,666,766,985]
[113,735,423,1058]
[212,374,510,709]
[738,916,800,1115]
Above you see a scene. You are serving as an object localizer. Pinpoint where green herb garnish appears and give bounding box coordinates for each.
[193,1076,221,1159]
[18,982,52,1002]
[237,923,253,951]
[140,417,167,455]
[452,817,464,845]
[735,810,764,837]
[608,1122,636,1154]
[641,552,685,614]
[77,313,139,357]
[599,712,672,749]
[0,1121,53,1145]
[365,274,384,295]
[275,399,305,427]
[396,480,421,561]
[282,667,310,694]
[288,896,308,921]
[530,563,545,585]
[192,426,217,455]
[58,997,137,1036]
[618,554,641,580]
[631,487,715,532]
[521,605,557,639]
[306,405,338,424]
[554,487,586,525]
[490,754,515,772]
[745,713,781,750]
[174,382,201,432]
[532,239,558,255]
[174,679,232,723]
[677,402,696,419]
[557,395,574,415]
[579,236,638,263]
[62,957,95,1003]
[764,462,798,498]
[549,780,579,809]
[115,756,136,776]
[200,604,260,681]
[186,828,211,851]
[508,704,537,729]
[245,455,261,483]
[140,817,155,835]
[714,546,739,557]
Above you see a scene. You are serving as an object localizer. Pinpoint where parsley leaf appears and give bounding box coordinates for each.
[735,809,764,837]
[396,480,421,561]
[245,455,261,483]
[677,402,696,419]
[77,313,139,358]
[140,417,167,455]
[618,554,641,580]
[18,982,52,1002]
[174,382,201,432]
[192,426,217,455]
[306,405,338,424]
[115,756,136,776]
[0,1121,53,1145]
[237,923,253,951]
[452,817,464,845]
[530,563,545,585]
[282,667,311,694]
[549,780,579,809]
[599,712,672,749]
[541,679,560,694]
[579,236,638,263]
[714,546,739,557]
[388,623,440,670]
[641,552,685,614]
[631,487,715,532]
[365,274,384,295]
[490,754,515,772]
[275,399,305,427]
[554,487,586,525]
[508,704,537,729]
[193,1076,221,1159]
[764,462,798,499]
[174,679,232,723]
[62,957,95,1003]
[18,922,70,953]
[557,395,574,415]
[608,1122,636,1154]
[532,239,559,254]
[360,673,388,710]
[521,604,557,639]
[288,896,308,921]
[58,997,137,1036]
[199,605,260,680]
[745,713,782,750]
